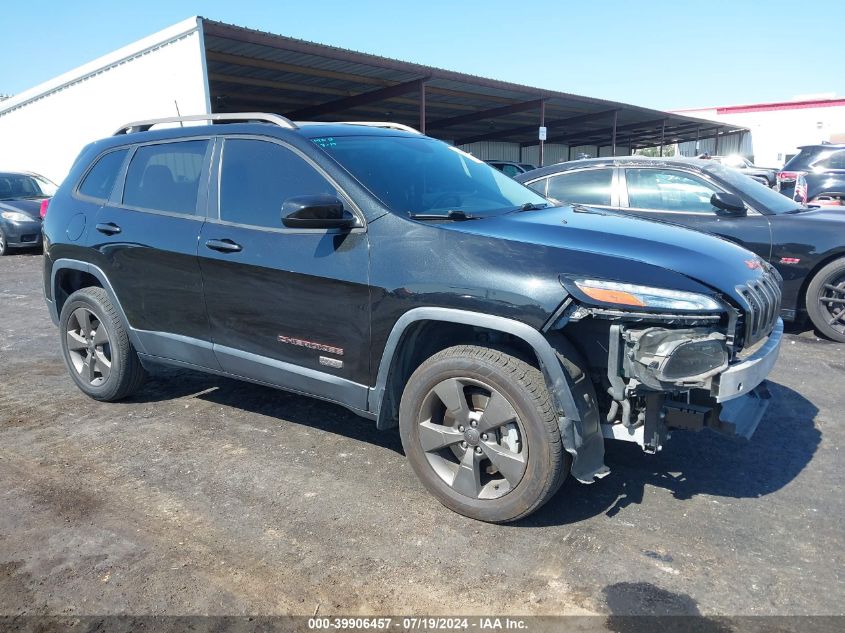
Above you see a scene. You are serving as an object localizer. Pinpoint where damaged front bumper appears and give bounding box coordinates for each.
[602,319,783,451]
[714,319,783,403]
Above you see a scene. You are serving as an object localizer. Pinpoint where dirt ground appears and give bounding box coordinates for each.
[0,251,842,619]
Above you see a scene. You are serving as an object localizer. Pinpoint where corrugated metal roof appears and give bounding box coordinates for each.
[199,17,746,149]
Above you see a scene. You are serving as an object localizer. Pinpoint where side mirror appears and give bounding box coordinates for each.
[281,194,356,229]
[710,192,747,216]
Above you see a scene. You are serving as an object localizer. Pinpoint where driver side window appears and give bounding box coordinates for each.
[625,169,721,213]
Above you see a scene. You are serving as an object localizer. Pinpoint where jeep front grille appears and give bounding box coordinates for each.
[737,272,782,347]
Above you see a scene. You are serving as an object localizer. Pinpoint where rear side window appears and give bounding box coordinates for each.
[814,149,845,170]
[547,169,612,205]
[122,140,208,214]
[219,139,339,228]
[78,149,128,201]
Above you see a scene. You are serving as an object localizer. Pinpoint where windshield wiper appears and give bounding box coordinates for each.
[514,202,549,212]
[408,209,480,221]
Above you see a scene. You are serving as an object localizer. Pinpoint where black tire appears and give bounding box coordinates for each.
[806,258,845,343]
[0,227,8,256]
[399,345,571,523]
[59,287,147,401]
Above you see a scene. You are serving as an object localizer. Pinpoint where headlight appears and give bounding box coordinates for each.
[573,278,721,312]
[1,211,33,222]
[627,327,729,387]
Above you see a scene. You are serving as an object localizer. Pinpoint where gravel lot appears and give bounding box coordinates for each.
[0,251,842,619]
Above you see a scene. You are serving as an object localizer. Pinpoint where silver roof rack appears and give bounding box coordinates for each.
[339,121,421,134]
[113,112,298,135]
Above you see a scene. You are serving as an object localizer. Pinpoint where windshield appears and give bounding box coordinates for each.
[0,173,57,200]
[701,162,803,214]
[312,135,549,216]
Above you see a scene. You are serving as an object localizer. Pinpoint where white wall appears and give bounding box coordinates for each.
[0,17,209,184]
[673,101,845,167]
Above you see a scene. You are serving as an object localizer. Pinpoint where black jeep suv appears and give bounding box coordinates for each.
[43,113,783,523]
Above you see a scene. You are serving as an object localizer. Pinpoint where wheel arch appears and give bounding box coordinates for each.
[797,249,845,314]
[50,259,146,353]
[369,308,607,483]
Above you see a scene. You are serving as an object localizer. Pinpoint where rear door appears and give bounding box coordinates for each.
[198,136,371,409]
[619,166,773,260]
[93,138,216,367]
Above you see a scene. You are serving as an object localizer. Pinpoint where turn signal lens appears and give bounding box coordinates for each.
[573,279,721,312]
[577,286,645,307]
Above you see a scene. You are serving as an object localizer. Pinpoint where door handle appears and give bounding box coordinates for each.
[95,222,122,235]
[205,238,242,253]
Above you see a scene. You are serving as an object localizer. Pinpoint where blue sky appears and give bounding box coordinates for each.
[2,0,843,110]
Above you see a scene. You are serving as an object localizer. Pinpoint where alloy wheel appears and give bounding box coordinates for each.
[417,377,527,500]
[819,273,845,335]
[66,307,112,386]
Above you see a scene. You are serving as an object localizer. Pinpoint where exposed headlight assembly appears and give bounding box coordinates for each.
[1,211,33,222]
[627,327,729,388]
[573,278,721,312]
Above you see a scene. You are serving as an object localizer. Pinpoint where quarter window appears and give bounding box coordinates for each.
[625,169,720,213]
[546,169,613,206]
[219,139,340,229]
[814,150,845,170]
[122,140,208,214]
[78,149,129,201]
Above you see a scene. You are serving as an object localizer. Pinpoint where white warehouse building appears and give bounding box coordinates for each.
[673,96,845,167]
[0,16,744,184]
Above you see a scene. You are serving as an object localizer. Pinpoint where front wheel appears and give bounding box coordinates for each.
[806,258,845,343]
[0,227,8,256]
[399,345,570,523]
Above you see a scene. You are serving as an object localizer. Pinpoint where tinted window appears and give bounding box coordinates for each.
[547,169,612,205]
[814,149,845,170]
[219,139,339,228]
[501,164,521,178]
[78,150,128,201]
[0,172,58,200]
[123,141,208,214]
[313,136,547,216]
[626,169,721,213]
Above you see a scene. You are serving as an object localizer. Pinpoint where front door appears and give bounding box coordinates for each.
[198,136,371,410]
[620,167,773,261]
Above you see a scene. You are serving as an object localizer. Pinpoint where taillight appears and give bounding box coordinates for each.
[39,198,50,219]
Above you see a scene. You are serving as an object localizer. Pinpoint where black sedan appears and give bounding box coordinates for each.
[0,171,56,255]
[516,157,845,342]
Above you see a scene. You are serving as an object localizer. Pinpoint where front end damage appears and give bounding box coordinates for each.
[548,286,783,460]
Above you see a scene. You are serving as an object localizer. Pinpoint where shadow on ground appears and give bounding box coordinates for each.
[523,381,820,527]
[120,366,819,528]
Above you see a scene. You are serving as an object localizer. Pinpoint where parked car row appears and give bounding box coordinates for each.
[0,171,55,255]
[777,143,845,207]
[515,157,845,343]
[38,114,784,522]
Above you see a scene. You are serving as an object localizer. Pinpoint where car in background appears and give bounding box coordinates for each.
[485,160,536,178]
[777,144,845,206]
[709,155,778,187]
[516,157,845,342]
[0,171,56,255]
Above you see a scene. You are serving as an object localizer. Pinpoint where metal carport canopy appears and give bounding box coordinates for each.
[200,18,745,158]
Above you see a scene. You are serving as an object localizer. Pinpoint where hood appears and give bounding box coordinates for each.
[0,198,43,221]
[450,205,770,303]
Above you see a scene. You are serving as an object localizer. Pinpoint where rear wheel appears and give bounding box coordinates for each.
[399,345,569,523]
[806,258,845,343]
[59,287,147,401]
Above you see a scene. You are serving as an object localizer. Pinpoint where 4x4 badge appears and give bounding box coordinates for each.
[277,334,343,356]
